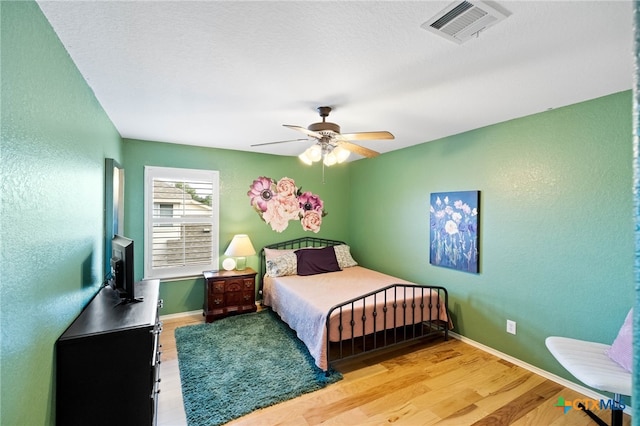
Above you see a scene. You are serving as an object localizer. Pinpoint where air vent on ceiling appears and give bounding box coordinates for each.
[421,1,509,44]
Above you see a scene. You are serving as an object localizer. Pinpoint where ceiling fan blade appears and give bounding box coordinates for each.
[338,141,380,158]
[250,138,308,147]
[283,124,323,139]
[339,131,395,141]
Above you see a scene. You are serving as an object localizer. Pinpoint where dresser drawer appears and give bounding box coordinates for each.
[203,268,257,322]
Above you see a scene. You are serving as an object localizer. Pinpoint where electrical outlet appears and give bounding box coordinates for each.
[506,320,517,335]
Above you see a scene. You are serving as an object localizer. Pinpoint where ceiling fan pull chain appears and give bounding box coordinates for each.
[322,161,326,184]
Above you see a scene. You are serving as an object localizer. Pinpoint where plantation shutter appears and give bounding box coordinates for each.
[144,166,219,279]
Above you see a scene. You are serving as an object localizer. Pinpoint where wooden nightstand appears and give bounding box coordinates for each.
[203,268,257,322]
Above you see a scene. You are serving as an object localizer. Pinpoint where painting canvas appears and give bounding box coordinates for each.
[430,191,479,273]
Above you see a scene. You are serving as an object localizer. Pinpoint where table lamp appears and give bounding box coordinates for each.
[224,234,256,270]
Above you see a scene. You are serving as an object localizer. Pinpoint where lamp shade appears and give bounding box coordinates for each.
[224,234,256,257]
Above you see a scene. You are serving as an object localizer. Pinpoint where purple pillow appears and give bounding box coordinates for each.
[605,309,633,372]
[295,246,340,276]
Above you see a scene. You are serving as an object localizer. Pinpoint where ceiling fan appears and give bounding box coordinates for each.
[251,106,394,166]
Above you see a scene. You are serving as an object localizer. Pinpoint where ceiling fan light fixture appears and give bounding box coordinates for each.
[274,106,389,170]
[307,145,322,162]
[298,151,313,165]
[333,145,350,163]
[323,151,337,167]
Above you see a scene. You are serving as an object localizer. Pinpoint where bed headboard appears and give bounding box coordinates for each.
[258,237,345,298]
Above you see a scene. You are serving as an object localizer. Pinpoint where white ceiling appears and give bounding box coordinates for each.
[37,1,633,160]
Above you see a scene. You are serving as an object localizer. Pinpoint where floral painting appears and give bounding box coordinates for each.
[430,191,479,273]
[248,176,327,233]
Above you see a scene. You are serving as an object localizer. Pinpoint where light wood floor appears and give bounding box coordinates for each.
[157,312,631,426]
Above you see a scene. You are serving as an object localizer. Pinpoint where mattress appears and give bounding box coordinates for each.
[263,266,450,370]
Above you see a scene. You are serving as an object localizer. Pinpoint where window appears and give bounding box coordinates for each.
[156,203,174,218]
[144,166,219,279]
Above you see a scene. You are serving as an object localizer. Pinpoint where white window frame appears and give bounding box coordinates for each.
[144,166,219,280]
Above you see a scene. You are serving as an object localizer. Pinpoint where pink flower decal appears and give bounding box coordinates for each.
[247,176,275,212]
[298,191,324,212]
[247,176,327,233]
[262,195,300,232]
[276,177,297,198]
[301,210,322,233]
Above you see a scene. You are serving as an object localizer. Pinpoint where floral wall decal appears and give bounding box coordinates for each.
[430,191,479,273]
[248,176,327,233]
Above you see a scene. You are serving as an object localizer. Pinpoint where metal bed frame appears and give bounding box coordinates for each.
[259,237,450,370]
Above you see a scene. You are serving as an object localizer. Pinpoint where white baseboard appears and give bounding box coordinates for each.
[448,331,632,416]
[160,309,202,321]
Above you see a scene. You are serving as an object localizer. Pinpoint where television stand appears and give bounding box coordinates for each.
[56,280,161,426]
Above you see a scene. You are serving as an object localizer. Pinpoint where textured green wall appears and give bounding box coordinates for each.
[1,2,123,425]
[348,91,634,397]
[122,139,351,314]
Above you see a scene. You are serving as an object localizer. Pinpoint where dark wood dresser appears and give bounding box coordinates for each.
[203,268,257,322]
[56,279,162,426]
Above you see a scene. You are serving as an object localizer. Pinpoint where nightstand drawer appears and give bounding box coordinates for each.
[243,278,254,290]
[210,294,224,307]
[224,279,244,292]
[211,280,225,293]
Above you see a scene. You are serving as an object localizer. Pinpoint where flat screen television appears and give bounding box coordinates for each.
[110,235,137,301]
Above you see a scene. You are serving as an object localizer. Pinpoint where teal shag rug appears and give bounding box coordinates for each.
[175,309,342,426]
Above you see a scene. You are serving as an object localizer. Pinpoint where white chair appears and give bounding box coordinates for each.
[546,336,631,426]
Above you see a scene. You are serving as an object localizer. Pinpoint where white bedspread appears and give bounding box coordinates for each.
[263,266,450,370]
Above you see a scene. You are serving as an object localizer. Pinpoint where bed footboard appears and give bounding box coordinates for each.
[325,283,449,368]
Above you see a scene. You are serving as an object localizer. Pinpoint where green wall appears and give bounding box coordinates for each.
[122,139,351,314]
[1,2,123,425]
[348,91,634,397]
